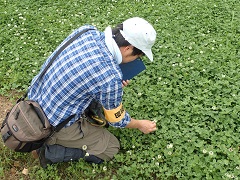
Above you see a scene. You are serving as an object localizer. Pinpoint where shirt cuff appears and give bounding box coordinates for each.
[108,111,131,128]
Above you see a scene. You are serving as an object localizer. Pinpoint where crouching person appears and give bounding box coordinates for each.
[29,17,157,168]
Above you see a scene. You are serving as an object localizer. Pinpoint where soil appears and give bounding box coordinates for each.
[0,96,14,124]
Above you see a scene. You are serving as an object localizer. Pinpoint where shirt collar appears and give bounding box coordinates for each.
[104,26,122,64]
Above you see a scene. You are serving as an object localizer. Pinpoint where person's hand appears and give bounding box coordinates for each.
[137,120,157,134]
[122,80,130,88]
[126,118,157,134]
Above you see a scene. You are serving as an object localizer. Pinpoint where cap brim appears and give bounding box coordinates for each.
[143,49,153,61]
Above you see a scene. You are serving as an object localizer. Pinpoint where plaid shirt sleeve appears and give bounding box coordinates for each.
[97,79,131,128]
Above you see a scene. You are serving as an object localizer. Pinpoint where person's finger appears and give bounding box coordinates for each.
[149,127,157,133]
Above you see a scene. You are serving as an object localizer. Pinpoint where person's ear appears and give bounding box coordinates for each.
[123,46,129,52]
[123,45,134,52]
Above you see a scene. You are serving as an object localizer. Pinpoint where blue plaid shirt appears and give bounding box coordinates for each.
[28,25,131,128]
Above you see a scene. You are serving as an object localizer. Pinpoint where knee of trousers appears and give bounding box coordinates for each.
[96,135,120,161]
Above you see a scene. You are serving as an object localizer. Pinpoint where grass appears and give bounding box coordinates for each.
[0,0,240,179]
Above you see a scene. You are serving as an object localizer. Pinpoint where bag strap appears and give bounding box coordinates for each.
[53,114,75,132]
[38,28,92,80]
[20,28,93,101]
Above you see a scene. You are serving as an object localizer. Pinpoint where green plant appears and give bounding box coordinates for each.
[0,0,239,179]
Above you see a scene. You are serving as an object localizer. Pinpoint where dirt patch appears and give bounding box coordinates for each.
[0,96,14,124]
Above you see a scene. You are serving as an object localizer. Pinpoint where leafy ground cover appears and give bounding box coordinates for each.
[0,0,240,179]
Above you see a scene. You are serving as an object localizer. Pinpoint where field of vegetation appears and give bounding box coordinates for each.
[0,0,239,179]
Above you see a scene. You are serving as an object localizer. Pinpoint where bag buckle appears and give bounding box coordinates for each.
[2,131,12,142]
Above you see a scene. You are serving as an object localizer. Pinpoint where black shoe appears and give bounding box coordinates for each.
[37,145,52,168]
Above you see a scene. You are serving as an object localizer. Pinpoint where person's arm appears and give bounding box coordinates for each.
[125,118,157,134]
[103,79,157,133]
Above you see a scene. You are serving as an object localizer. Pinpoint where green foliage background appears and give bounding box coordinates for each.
[0,0,240,179]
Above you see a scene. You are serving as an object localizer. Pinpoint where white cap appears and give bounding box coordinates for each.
[120,17,156,61]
